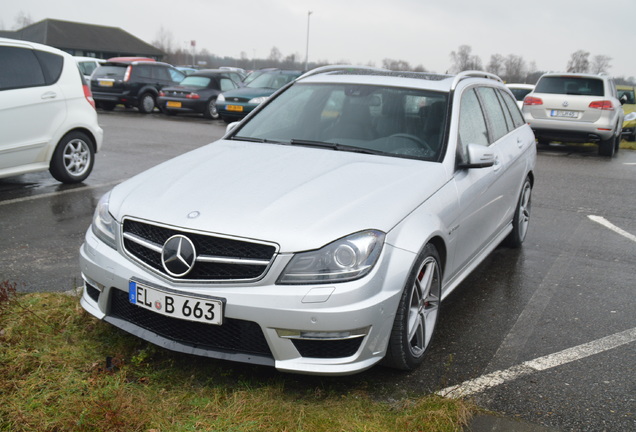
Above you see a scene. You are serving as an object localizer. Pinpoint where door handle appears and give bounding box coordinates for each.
[41,91,57,100]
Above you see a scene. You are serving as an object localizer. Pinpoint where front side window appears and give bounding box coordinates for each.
[234,83,448,161]
[458,88,489,152]
[0,46,46,90]
[476,87,509,142]
[219,77,237,91]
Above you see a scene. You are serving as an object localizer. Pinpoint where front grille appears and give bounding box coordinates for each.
[109,288,273,358]
[122,219,277,282]
[291,338,364,358]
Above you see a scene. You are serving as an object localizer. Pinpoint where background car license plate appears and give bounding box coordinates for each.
[128,281,223,325]
[98,80,113,87]
[167,101,182,108]
[227,105,243,112]
[550,110,577,118]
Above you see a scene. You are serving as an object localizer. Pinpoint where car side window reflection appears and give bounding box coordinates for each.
[458,88,489,162]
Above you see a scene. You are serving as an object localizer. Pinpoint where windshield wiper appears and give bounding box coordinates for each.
[289,139,379,155]
[232,136,288,145]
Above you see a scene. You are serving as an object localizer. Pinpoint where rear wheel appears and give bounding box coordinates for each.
[384,243,441,370]
[204,98,219,119]
[598,135,616,157]
[49,131,95,183]
[138,92,156,114]
[505,176,532,248]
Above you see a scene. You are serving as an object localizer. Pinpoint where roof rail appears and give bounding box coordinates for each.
[298,64,389,80]
[450,70,503,90]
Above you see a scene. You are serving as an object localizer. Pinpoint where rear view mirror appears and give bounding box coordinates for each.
[459,143,495,169]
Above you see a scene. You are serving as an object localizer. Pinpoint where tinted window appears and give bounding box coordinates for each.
[135,65,153,79]
[476,87,508,142]
[509,87,533,101]
[535,76,604,96]
[219,77,237,91]
[93,65,126,78]
[33,50,64,84]
[458,88,489,151]
[0,46,46,90]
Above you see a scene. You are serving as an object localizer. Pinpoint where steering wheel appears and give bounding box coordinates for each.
[388,133,432,153]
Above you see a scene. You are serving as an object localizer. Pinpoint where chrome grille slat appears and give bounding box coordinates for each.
[122,218,277,282]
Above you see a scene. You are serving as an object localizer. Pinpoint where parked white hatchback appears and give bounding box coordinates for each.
[0,38,103,183]
[80,67,536,375]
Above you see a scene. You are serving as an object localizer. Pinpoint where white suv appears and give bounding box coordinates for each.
[522,72,623,156]
[0,38,104,183]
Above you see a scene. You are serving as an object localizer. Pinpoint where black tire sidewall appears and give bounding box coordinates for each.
[49,131,95,183]
[384,243,442,370]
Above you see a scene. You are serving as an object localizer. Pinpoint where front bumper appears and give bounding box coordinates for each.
[79,227,412,375]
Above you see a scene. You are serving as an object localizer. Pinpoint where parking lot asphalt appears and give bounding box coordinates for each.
[1,110,634,431]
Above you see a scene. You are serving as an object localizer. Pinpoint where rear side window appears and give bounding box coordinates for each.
[33,50,64,84]
[535,76,604,96]
[498,90,525,128]
[0,46,46,90]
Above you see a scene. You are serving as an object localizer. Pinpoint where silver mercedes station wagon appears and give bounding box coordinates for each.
[80,67,536,375]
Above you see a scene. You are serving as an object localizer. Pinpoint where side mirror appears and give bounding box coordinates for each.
[459,143,495,169]
[620,94,628,105]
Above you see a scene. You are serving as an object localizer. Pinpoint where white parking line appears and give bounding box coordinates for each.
[588,215,636,243]
[438,327,636,399]
[0,180,121,206]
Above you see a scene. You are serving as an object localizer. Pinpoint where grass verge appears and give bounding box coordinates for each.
[0,285,475,432]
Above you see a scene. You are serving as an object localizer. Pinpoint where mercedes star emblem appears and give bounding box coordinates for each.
[161,235,196,277]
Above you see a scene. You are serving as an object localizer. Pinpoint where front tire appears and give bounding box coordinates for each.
[384,243,442,370]
[49,131,95,183]
[505,176,532,248]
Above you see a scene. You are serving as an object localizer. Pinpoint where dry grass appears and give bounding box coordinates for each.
[0,287,475,432]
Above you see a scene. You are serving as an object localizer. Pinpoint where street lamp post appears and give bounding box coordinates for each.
[305,11,312,71]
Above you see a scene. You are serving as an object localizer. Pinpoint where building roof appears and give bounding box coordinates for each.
[2,18,164,58]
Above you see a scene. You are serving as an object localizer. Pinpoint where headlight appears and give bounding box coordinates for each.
[91,192,118,250]
[249,96,269,104]
[624,111,636,122]
[217,94,225,102]
[277,230,385,284]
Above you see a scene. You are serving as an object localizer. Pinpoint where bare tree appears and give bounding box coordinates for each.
[566,50,590,73]
[504,54,526,83]
[382,59,411,71]
[13,11,33,30]
[450,45,482,73]
[486,54,505,77]
[268,47,282,63]
[152,26,175,55]
[591,55,612,74]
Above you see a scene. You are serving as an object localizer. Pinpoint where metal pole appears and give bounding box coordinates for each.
[305,11,312,71]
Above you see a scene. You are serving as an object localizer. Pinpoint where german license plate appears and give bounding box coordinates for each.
[128,280,223,325]
[98,80,114,87]
[167,101,182,108]
[550,110,577,118]
[227,105,243,112]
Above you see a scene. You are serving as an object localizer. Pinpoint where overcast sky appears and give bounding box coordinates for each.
[2,0,635,78]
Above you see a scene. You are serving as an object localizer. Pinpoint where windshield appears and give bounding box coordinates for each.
[509,87,533,101]
[234,82,448,161]
[180,76,211,88]
[247,72,299,89]
[618,89,635,104]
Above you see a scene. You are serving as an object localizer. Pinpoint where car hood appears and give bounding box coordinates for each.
[109,140,449,252]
